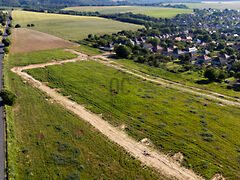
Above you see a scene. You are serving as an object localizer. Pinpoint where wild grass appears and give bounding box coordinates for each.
[71,44,104,56]
[9,48,78,66]
[4,49,160,179]
[25,59,240,179]
[111,58,240,98]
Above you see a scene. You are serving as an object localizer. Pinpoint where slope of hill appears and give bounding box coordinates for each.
[0,0,116,7]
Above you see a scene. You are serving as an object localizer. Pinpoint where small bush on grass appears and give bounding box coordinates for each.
[0,89,17,106]
[2,38,11,47]
[3,47,9,54]
[15,24,21,28]
[50,152,80,166]
[200,133,213,137]
[65,172,80,180]
[58,143,69,152]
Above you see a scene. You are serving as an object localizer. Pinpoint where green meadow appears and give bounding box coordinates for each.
[12,10,142,41]
[110,58,240,99]
[4,49,161,179]
[24,56,240,179]
[64,6,192,18]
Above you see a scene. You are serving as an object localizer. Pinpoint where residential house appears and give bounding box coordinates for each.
[174,37,182,41]
[202,50,210,55]
[153,45,163,53]
[143,43,153,51]
[196,55,211,65]
[163,47,173,55]
[188,47,198,53]
[220,53,230,60]
[195,39,202,44]
[212,57,227,66]
[189,53,198,61]
[172,49,184,57]
[104,44,114,51]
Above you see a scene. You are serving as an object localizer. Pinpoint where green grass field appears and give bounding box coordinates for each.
[63,6,192,18]
[12,10,142,41]
[24,57,240,179]
[110,58,240,99]
[4,48,161,179]
[71,44,104,56]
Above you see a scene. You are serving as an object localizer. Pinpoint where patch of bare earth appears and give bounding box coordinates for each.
[11,28,78,54]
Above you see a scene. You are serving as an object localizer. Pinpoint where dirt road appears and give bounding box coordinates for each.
[90,53,240,107]
[11,51,204,180]
[12,48,240,179]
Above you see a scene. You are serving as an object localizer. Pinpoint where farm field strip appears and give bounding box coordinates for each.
[63,6,193,18]
[11,51,202,180]
[11,28,78,54]
[12,11,142,41]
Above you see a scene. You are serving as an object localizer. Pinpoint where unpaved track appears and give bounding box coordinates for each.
[11,51,203,180]
[90,52,240,107]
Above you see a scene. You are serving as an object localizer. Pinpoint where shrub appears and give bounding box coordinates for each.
[200,133,213,137]
[58,143,69,152]
[204,67,219,82]
[6,28,11,35]
[15,24,21,28]
[0,89,17,106]
[115,45,131,58]
[50,152,80,166]
[71,147,80,157]
[3,47,9,54]
[158,123,166,128]
[203,137,213,142]
[55,125,63,131]
[2,38,11,47]
[65,172,80,180]
[200,120,208,126]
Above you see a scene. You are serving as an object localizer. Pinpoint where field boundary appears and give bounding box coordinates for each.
[10,50,204,180]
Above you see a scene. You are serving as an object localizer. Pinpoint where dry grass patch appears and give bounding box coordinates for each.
[11,28,77,53]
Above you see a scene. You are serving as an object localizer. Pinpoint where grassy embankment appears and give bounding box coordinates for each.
[24,56,240,179]
[63,6,192,18]
[4,48,160,179]
[12,10,142,41]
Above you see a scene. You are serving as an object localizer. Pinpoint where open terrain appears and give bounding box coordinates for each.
[11,28,77,53]
[12,55,202,180]
[63,6,192,18]
[4,48,162,179]
[16,49,240,179]
[12,10,142,41]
